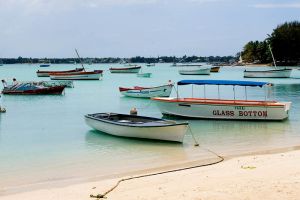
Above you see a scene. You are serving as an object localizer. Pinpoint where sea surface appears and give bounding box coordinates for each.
[0,64,300,193]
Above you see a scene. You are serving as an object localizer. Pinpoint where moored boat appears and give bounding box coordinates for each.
[137,72,152,78]
[179,68,211,75]
[2,82,65,95]
[49,70,103,80]
[243,68,292,78]
[146,63,155,67]
[109,66,141,73]
[152,80,291,121]
[210,66,220,73]
[85,113,188,142]
[40,64,50,67]
[37,68,84,77]
[119,84,173,98]
[39,80,74,88]
[244,44,292,78]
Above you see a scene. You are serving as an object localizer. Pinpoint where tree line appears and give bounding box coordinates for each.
[0,55,236,64]
[241,21,300,66]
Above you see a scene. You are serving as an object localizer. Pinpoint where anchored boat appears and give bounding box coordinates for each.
[137,72,152,78]
[179,68,211,75]
[109,66,141,73]
[85,113,188,142]
[210,66,220,73]
[39,80,74,88]
[39,64,50,67]
[49,70,103,80]
[119,84,173,98]
[37,68,84,77]
[244,44,292,78]
[2,82,65,95]
[243,68,292,78]
[152,80,291,121]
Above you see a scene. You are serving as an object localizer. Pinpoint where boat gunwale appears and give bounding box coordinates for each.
[244,69,292,73]
[109,66,142,70]
[151,97,289,107]
[119,84,173,92]
[85,113,188,128]
[37,68,84,74]
[49,70,103,76]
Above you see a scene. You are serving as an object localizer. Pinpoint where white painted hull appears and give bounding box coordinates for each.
[153,98,291,121]
[121,85,173,98]
[85,117,188,142]
[50,73,101,80]
[179,68,211,75]
[41,81,74,88]
[110,68,141,73]
[244,69,292,78]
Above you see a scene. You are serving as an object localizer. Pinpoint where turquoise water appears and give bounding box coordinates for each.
[0,64,300,193]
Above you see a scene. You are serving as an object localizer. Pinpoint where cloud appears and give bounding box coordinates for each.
[252,2,300,8]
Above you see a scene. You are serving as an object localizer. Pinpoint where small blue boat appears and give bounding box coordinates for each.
[40,64,50,67]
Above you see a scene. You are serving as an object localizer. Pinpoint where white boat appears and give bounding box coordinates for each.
[36,68,84,77]
[244,68,292,78]
[146,63,155,67]
[85,113,188,142]
[119,84,173,98]
[49,70,103,80]
[179,68,211,75]
[152,80,291,121]
[244,44,292,78]
[137,72,152,78]
[109,66,141,73]
[40,80,74,88]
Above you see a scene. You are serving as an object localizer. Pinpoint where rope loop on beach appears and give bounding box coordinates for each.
[90,147,224,199]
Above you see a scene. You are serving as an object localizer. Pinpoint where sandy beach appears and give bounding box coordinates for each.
[1,149,300,200]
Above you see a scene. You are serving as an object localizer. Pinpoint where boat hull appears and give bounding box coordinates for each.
[110,67,141,73]
[37,68,84,77]
[40,64,50,67]
[85,116,188,142]
[137,73,152,78]
[179,68,211,75]
[244,69,292,78]
[50,71,102,80]
[2,85,65,95]
[120,84,173,98]
[152,98,291,121]
[40,81,74,88]
[210,66,220,73]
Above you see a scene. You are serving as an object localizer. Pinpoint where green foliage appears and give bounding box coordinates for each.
[268,21,300,65]
[242,21,300,65]
[0,56,236,64]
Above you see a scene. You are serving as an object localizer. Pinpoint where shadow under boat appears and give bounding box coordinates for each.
[85,129,184,146]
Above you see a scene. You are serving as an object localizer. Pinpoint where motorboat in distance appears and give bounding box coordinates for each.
[37,68,84,77]
[109,66,141,73]
[119,84,173,98]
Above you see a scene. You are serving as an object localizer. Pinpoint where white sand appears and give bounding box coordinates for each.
[1,150,300,200]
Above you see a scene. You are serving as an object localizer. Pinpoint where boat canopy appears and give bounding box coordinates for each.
[177,80,270,87]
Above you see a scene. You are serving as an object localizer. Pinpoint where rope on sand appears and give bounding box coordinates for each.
[90,144,224,199]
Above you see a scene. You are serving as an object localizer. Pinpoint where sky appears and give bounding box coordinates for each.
[0,0,299,58]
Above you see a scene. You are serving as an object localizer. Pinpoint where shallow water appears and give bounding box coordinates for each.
[0,64,300,192]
